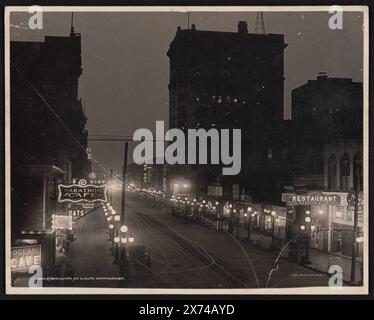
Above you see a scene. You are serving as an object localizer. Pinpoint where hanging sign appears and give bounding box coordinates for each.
[52,215,73,230]
[283,192,341,206]
[58,179,107,203]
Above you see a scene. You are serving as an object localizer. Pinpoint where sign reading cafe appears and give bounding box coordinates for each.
[58,179,108,203]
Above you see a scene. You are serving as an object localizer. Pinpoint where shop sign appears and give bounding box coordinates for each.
[283,192,341,206]
[52,215,73,230]
[347,191,363,207]
[82,203,95,209]
[11,245,41,273]
[58,179,107,203]
[68,204,86,217]
[347,205,363,212]
[207,184,222,197]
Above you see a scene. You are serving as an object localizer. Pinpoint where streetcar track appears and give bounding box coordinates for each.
[127,205,212,287]
[130,207,215,287]
[133,208,248,288]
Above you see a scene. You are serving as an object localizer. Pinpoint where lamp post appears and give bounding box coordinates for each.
[118,224,129,275]
[304,210,312,264]
[271,210,276,242]
[113,214,121,263]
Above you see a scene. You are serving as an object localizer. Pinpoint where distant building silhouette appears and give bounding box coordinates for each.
[292,72,363,140]
[289,73,363,191]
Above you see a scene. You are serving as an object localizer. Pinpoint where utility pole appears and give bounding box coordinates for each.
[121,142,128,223]
[110,168,113,203]
[351,157,362,285]
[119,142,129,275]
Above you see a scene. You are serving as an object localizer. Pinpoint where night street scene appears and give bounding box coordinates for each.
[6,8,367,293]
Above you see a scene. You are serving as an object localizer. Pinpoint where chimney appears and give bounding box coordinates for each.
[238,21,248,34]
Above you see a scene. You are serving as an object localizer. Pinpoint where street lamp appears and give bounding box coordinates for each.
[271,211,276,241]
[128,234,135,243]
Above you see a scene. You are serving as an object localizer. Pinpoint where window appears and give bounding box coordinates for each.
[340,153,350,191]
[268,148,273,159]
[353,152,363,191]
[328,154,337,190]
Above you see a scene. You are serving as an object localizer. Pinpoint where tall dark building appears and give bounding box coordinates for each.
[11,28,88,179]
[168,21,287,129]
[166,21,288,200]
[10,26,89,278]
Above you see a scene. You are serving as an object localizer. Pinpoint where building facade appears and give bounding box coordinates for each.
[167,21,288,201]
[10,27,89,284]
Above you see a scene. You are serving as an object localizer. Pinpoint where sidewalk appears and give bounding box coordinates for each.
[307,248,363,284]
[232,227,363,284]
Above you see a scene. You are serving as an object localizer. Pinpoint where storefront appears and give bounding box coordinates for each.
[282,191,363,258]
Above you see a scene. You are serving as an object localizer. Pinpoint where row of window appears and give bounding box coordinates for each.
[327,152,363,191]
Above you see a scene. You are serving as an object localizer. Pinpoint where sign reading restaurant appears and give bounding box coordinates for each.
[283,192,341,206]
[58,179,108,203]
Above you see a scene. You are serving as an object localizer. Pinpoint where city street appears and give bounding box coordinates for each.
[66,191,330,288]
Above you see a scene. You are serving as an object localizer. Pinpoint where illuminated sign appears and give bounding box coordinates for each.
[68,208,85,217]
[52,215,73,230]
[58,179,107,203]
[284,192,341,206]
[347,191,363,207]
[11,245,41,273]
[68,204,86,217]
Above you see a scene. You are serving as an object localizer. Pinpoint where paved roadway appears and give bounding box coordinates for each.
[66,191,330,289]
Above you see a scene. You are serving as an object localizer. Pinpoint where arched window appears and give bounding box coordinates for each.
[328,154,337,190]
[353,152,363,191]
[340,153,350,191]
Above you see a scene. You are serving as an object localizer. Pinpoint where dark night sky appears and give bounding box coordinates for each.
[10,10,364,174]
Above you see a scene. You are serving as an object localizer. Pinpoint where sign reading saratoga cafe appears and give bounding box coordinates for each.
[58,179,108,203]
[283,192,342,206]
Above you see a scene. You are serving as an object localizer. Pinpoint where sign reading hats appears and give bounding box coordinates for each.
[58,179,108,203]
